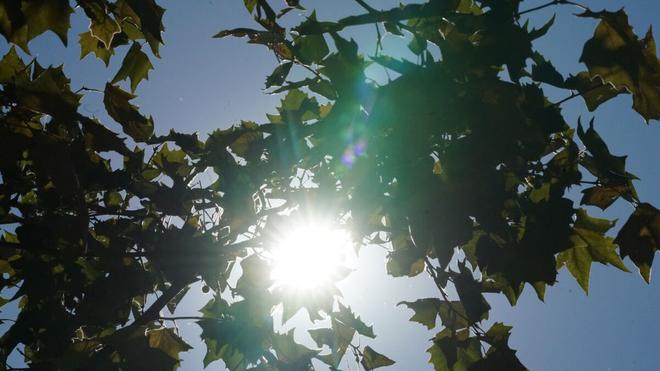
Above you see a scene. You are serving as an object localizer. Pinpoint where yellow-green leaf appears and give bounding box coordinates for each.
[78,0,120,48]
[557,209,629,293]
[398,298,441,329]
[79,31,114,65]
[112,42,153,92]
[147,328,192,361]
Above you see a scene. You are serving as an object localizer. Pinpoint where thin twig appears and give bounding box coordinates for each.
[552,91,581,106]
[518,0,589,17]
[158,316,206,321]
[424,257,486,336]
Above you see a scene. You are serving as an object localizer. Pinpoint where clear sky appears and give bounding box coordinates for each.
[2,0,659,370]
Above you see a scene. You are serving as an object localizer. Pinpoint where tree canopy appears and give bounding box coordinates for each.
[0,0,658,370]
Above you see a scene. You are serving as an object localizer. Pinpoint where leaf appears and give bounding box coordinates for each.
[265,62,292,88]
[427,341,450,371]
[229,121,262,159]
[436,301,471,331]
[104,191,123,208]
[577,119,638,205]
[615,203,660,283]
[198,299,271,369]
[453,265,490,324]
[103,83,154,142]
[21,0,73,46]
[0,1,30,51]
[531,52,564,87]
[398,298,440,329]
[529,183,550,203]
[334,302,375,338]
[13,66,81,119]
[581,185,629,210]
[79,31,114,65]
[0,46,26,83]
[565,72,625,111]
[213,28,279,44]
[309,79,336,99]
[281,89,307,111]
[361,346,395,370]
[295,31,329,65]
[427,328,481,371]
[147,327,192,361]
[408,33,426,55]
[557,209,629,293]
[77,0,120,48]
[125,0,166,47]
[386,246,425,277]
[235,254,271,297]
[484,322,512,346]
[384,22,403,36]
[528,14,555,40]
[243,0,258,13]
[80,116,131,155]
[272,332,317,365]
[579,9,660,121]
[112,42,153,92]
[469,345,525,371]
[310,318,355,367]
[371,55,421,75]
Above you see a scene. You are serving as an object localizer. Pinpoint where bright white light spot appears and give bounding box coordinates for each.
[269,223,354,290]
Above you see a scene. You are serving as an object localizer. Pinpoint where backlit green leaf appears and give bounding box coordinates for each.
[78,0,120,48]
[557,209,629,293]
[147,327,192,361]
[79,31,114,65]
[112,42,153,92]
[398,298,441,329]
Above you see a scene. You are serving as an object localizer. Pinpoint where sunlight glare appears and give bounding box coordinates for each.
[269,223,354,290]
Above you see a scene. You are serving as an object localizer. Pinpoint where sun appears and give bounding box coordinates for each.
[269,222,354,290]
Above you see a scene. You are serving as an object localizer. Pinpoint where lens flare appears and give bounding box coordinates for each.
[269,223,353,290]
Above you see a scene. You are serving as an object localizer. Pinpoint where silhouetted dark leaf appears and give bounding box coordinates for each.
[265,61,292,88]
[103,83,154,141]
[616,203,660,283]
[361,346,395,370]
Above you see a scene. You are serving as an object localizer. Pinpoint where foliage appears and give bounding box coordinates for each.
[0,0,658,370]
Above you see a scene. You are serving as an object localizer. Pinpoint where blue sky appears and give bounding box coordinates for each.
[1,0,659,370]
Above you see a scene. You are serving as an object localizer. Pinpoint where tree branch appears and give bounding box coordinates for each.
[97,280,191,354]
